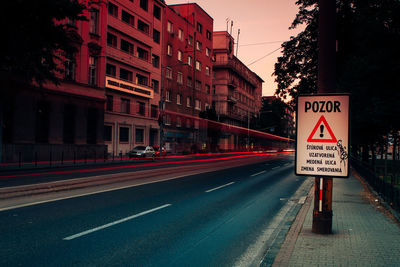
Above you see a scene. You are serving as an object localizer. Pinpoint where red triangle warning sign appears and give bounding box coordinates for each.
[307,115,337,143]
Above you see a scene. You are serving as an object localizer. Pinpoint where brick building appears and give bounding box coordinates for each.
[162,3,213,153]
[212,31,263,151]
[104,0,166,156]
[1,1,107,163]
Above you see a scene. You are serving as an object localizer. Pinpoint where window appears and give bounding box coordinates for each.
[195,80,201,90]
[122,10,134,26]
[151,104,158,118]
[177,72,183,84]
[206,30,212,40]
[138,20,149,34]
[106,95,113,111]
[188,35,193,46]
[196,41,202,51]
[153,29,160,43]
[186,96,191,107]
[167,44,172,56]
[151,79,159,93]
[165,115,171,126]
[121,98,130,114]
[186,118,191,128]
[63,104,75,144]
[87,109,96,144]
[152,54,160,68]
[177,50,182,61]
[206,47,210,57]
[166,67,172,79]
[196,60,201,71]
[176,117,182,127]
[137,101,145,116]
[178,29,183,40]
[119,127,129,143]
[104,125,112,142]
[205,103,210,110]
[167,21,173,33]
[205,66,210,76]
[64,52,75,80]
[135,128,144,143]
[140,0,148,11]
[107,32,117,47]
[120,68,133,82]
[194,120,199,129]
[195,99,201,110]
[177,94,182,105]
[89,9,99,35]
[108,3,118,17]
[187,76,192,87]
[197,22,202,33]
[121,39,134,54]
[88,56,97,86]
[188,56,192,66]
[137,47,149,61]
[166,90,171,102]
[205,84,211,94]
[153,4,161,20]
[136,74,148,86]
[106,63,116,77]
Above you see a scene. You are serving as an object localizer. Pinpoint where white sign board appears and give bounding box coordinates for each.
[296,94,350,177]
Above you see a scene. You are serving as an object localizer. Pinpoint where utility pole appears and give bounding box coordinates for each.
[312,0,336,234]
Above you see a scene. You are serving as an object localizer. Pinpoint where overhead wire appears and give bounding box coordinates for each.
[247,47,282,66]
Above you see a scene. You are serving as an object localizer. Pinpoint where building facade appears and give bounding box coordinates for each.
[104,0,166,156]
[212,31,263,151]
[162,3,213,153]
[1,1,107,163]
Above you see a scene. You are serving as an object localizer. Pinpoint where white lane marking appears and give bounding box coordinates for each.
[284,163,291,166]
[272,166,280,170]
[0,174,190,212]
[205,182,235,193]
[251,170,266,177]
[63,204,171,240]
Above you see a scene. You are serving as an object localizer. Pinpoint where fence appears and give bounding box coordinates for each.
[351,157,400,212]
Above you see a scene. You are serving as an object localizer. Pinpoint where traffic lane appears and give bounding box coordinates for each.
[0,156,301,266]
[0,153,290,188]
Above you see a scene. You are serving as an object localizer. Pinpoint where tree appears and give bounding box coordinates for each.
[0,0,86,86]
[274,0,400,162]
[257,97,294,138]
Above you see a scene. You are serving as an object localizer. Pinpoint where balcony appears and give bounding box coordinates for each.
[213,57,260,88]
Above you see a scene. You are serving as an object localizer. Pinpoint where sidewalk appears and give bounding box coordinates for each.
[273,169,400,266]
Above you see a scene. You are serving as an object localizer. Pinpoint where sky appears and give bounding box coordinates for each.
[165,0,304,96]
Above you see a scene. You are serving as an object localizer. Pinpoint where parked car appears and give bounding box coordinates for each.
[153,146,167,157]
[128,146,155,158]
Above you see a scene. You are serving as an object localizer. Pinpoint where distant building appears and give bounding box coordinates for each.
[1,1,107,163]
[212,31,263,150]
[162,3,213,153]
[104,0,166,156]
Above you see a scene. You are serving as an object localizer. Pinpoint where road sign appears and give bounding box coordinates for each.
[296,94,350,177]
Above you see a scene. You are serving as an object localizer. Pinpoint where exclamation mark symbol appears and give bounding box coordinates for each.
[320,125,324,138]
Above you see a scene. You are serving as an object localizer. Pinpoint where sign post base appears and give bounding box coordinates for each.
[312,210,332,234]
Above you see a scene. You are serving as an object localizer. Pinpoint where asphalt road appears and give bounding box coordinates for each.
[0,154,311,267]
